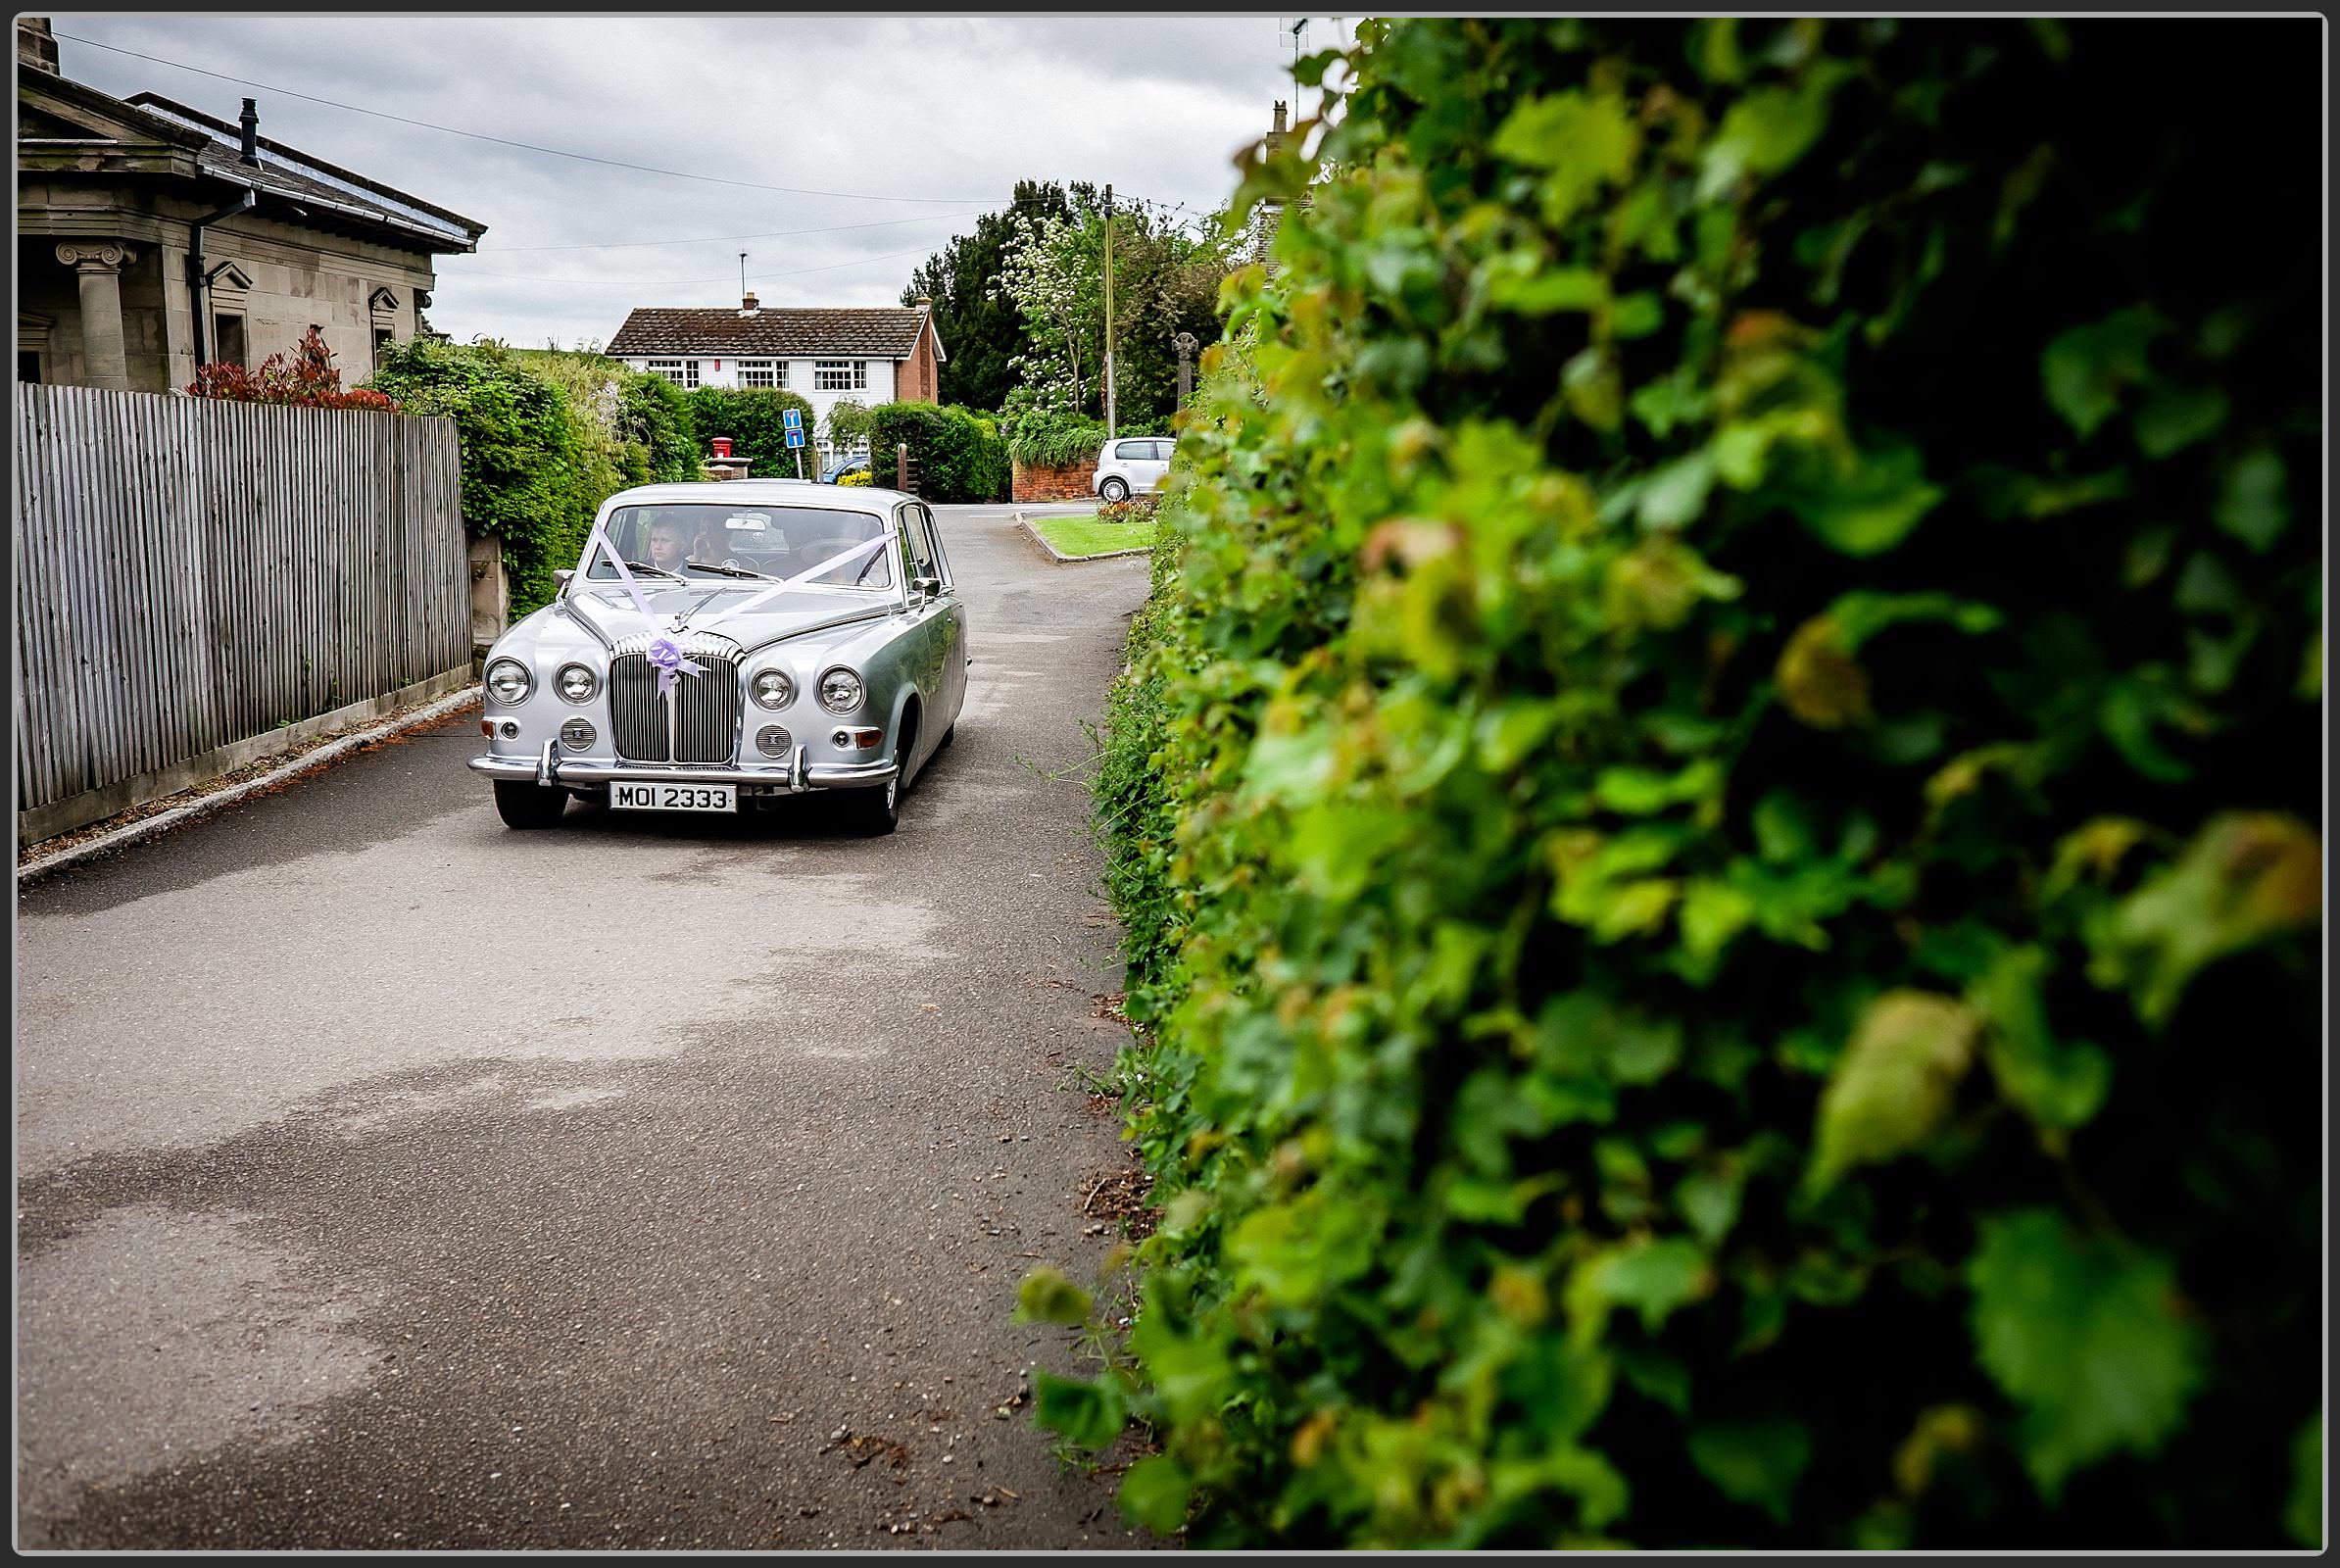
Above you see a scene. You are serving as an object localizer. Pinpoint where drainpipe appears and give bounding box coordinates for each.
[186,187,255,368]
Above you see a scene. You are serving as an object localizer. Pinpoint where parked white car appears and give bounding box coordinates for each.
[1092,436,1177,502]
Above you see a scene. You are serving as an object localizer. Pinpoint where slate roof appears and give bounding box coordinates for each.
[125,93,485,252]
[607,307,935,359]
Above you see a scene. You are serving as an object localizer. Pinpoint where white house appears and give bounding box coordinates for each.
[605,292,946,467]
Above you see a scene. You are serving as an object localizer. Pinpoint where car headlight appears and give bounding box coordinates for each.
[817,666,864,714]
[556,662,599,704]
[752,668,795,710]
[485,658,531,705]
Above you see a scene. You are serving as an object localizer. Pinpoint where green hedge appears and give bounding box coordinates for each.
[1064,18,2320,1550]
[866,402,1010,502]
[366,339,619,616]
[682,384,819,480]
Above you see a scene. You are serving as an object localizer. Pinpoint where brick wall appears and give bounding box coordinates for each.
[1012,458,1094,503]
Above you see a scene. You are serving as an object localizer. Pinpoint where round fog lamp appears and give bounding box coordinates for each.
[756,724,793,758]
[560,717,596,751]
[498,719,520,740]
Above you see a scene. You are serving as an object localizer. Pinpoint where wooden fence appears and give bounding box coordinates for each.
[14,383,471,844]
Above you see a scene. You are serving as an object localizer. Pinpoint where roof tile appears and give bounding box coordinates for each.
[607,307,928,358]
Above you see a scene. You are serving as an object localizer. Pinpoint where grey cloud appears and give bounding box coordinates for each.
[53,14,1307,350]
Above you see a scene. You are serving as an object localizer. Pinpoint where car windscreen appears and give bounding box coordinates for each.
[587,504,894,590]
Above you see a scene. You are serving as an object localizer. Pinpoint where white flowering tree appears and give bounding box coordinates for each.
[992,211,1107,417]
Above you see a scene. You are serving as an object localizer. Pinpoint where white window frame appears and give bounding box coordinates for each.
[647,359,688,387]
[738,360,783,389]
[814,360,867,392]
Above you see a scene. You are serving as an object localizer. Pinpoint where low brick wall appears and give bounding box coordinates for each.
[1011,458,1094,504]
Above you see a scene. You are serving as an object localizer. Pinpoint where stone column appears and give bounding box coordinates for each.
[56,241,134,391]
[1174,331,1198,413]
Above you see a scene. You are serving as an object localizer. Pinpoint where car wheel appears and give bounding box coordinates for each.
[940,722,956,750]
[844,773,900,836]
[493,780,568,829]
[1099,476,1130,503]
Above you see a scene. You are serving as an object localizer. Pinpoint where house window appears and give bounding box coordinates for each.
[214,314,247,368]
[814,360,866,392]
[739,360,782,389]
[647,359,698,388]
[372,327,395,368]
[18,352,41,383]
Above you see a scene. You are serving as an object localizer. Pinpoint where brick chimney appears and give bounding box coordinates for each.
[239,97,260,165]
[17,17,60,74]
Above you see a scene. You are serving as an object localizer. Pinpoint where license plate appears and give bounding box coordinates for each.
[611,782,736,813]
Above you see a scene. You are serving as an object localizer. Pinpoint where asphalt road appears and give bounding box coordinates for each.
[15,504,1159,1550]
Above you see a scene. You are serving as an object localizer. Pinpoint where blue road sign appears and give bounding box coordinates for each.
[785,428,805,449]
[782,408,803,431]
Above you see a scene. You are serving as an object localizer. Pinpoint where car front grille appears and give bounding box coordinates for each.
[608,646,742,763]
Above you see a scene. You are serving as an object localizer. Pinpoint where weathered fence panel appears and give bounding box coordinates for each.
[13,383,470,845]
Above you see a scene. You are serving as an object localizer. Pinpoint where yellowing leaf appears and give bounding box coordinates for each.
[1777,617,1872,728]
[1014,1265,1095,1326]
[1807,991,1979,1193]
[2089,811,2322,1024]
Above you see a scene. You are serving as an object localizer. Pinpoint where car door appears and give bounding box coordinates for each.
[896,504,954,763]
[910,503,967,728]
[1146,439,1175,491]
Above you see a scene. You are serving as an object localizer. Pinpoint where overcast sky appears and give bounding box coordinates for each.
[52,13,1349,348]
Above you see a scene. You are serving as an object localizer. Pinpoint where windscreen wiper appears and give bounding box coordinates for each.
[686,559,773,579]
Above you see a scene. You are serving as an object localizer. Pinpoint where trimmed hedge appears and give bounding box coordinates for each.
[1064,17,2320,1551]
[366,339,612,616]
[866,402,1010,502]
[683,384,820,480]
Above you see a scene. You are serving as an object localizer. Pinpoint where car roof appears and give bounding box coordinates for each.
[601,480,913,511]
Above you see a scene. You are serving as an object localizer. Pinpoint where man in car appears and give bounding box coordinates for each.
[646,518,691,573]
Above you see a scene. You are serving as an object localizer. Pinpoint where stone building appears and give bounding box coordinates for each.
[15,17,484,392]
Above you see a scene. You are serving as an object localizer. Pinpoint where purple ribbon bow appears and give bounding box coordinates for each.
[646,635,707,699]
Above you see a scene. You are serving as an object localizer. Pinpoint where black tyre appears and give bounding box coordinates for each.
[1099,476,1130,503]
[493,780,568,829]
[940,722,956,750]
[843,772,900,836]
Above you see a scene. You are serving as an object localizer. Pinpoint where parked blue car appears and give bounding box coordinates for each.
[820,456,871,484]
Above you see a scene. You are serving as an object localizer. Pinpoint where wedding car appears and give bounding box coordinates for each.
[468,481,967,835]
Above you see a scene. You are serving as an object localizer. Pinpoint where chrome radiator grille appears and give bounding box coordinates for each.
[608,651,742,762]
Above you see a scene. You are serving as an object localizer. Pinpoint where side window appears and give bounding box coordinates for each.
[900,506,938,582]
[913,505,950,586]
[1148,440,1174,463]
[1115,439,1151,460]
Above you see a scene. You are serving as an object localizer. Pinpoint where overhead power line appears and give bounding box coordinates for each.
[453,241,951,288]
[56,29,996,205]
[477,209,992,254]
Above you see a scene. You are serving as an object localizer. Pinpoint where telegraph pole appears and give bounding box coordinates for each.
[1102,182,1117,438]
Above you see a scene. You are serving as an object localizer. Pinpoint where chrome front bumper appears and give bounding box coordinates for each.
[467,743,896,793]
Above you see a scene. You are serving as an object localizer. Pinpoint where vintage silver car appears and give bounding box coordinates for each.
[468,480,967,835]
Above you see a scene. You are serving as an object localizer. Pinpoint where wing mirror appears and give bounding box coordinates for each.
[912,575,943,599]
[555,568,575,589]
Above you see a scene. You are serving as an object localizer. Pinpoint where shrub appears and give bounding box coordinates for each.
[1005,406,1111,468]
[866,401,1010,502]
[1072,17,2319,1551]
[366,339,618,615]
[189,326,398,411]
[836,467,875,488]
[682,384,819,479]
